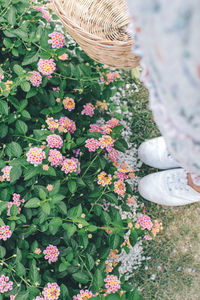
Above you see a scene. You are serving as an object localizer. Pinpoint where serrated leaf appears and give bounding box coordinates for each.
[10,204,18,216]
[29,259,41,284]
[59,263,68,272]
[41,202,51,215]
[24,167,39,180]
[72,271,90,284]
[5,142,22,158]
[20,81,31,92]
[105,193,118,204]
[16,261,26,276]
[39,188,47,200]
[0,100,8,115]
[16,120,28,135]
[7,7,16,26]
[0,246,6,258]
[62,223,76,239]
[67,204,82,219]
[68,180,77,194]
[24,198,40,208]
[93,268,104,290]
[0,124,8,138]
[22,52,39,66]
[13,64,24,76]
[14,290,29,300]
[10,166,22,182]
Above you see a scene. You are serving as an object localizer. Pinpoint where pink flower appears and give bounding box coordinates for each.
[52,87,60,92]
[99,135,114,150]
[0,225,12,241]
[43,244,59,263]
[89,124,103,133]
[107,147,119,162]
[38,59,56,76]
[48,32,65,49]
[48,149,63,167]
[33,6,52,22]
[28,71,42,87]
[73,290,97,300]
[107,118,119,128]
[104,275,120,294]
[144,233,152,240]
[81,103,95,117]
[46,184,53,191]
[63,97,75,111]
[85,138,100,152]
[42,283,60,300]
[46,134,63,149]
[26,147,46,167]
[114,179,126,197]
[58,117,76,134]
[0,275,13,293]
[0,73,4,83]
[34,248,42,255]
[98,172,112,186]
[100,72,120,85]
[34,297,44,300]
[1,166,12,181]
[7,193,25,216]
[10,295,17,300]
[138,214,153,231]
[46,117,59,133]
[61,158,79,175]
[43,164,49,171]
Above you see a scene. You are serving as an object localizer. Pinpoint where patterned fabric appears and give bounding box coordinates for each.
[126,0,200,178]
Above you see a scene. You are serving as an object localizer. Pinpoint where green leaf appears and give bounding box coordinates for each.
[24,198,41,208]
[0,124,8,138]
[105,193,118,204]
[29,259,41,284]
[7,7,16,26]
[10,166,22,183]
[6,142,22,158]
[39,188,47,200]
[67,204,82,219]
[41,202,51,215]
[60,284,69,299]
[3,38,12,49]
[16,120,28,135]
[0,246,6,258]
[21,109,31,119]
[93,268,104,290]
[110,234,120,249]
[0,218,5,226]
[114,140,126,153]
[101,211,111,225]
[0,100,8,115]
[26,89,38,99]
[87,225,97,232]
[20,81,31,92]
[51,194,65,204]
[13,64,24,76]
[86,253,95,270]
[106,295,121,300]
[24,167,39,180]
[0,201,8,214]
[49,217,63,235]
[68,180,77,194]
[62,223,76,239]
[59,263,68,272]
[10,204,18,216]
[72,271,90,284]
[22,52,39,66]
[16,261,26,276]
[14,290,29,300]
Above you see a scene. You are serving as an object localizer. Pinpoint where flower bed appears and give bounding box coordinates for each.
[0,1,160,299]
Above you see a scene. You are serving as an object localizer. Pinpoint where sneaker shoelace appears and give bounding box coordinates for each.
[166,171,189,192]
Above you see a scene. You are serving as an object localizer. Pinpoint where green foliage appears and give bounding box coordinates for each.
[0,0,147,299]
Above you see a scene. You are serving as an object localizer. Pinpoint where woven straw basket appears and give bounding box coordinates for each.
[52,0,140,69]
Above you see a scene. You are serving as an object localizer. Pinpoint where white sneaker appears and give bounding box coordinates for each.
[138,136,180,169]
[138,169,200,206]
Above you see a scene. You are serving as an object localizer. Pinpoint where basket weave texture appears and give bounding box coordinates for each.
[52,0,140,69]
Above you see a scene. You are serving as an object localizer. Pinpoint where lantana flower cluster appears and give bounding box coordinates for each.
[137,214,153,231]
[42,282,60,300]
[97,171,112,186]
[1,166,12,181]
[105,249,119,273]
[73,290,98,300]
[43,244,59,263]
[100,71,120,85]
[46,116,76,134]
[85,135,115,152]
[46,134,63,149]
[61,157,80,175]
[114,179,126,197]
[0,275,13,293]
[104,274,120,294]
[7,193,25,216]
[81,103,95,117]
[38,59,56,76]
[48,31,65,49]
[63,97,75,111]
[48,149,63,167]
[0,225,12,241]
[28,71,42,87]
[26,147,46,166]
[32,6,52,22]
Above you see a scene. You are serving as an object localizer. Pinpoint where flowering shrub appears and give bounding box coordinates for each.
[0,1,158,299]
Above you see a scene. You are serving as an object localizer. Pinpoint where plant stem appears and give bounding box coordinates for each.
[81,151,101,179]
